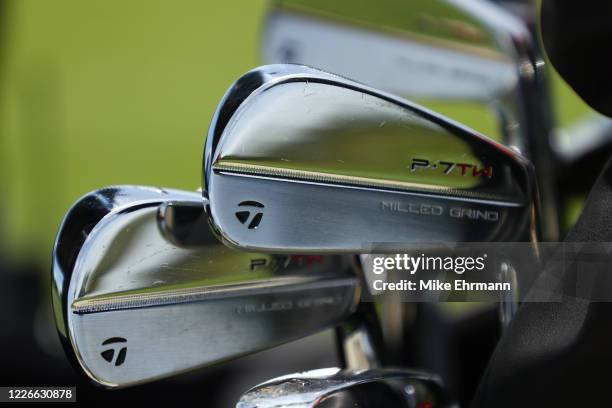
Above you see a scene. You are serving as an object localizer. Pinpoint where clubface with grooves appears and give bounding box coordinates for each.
[204,65,540,254]
[262,0,558,240]
[51,186,360,388]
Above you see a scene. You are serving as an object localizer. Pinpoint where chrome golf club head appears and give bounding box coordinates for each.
[262,0,558,240]
[264,0,528,105]
[204,65,540,254]
[236,367,454,408]
[51,186,361,388]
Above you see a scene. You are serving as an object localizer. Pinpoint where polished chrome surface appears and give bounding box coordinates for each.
[204,65,540,253]
[235,367,454,408]
[341,328,378,370]
[264,1,521,102]
[262,0,559,241]
[498,261,519,328]
[51,186,359,388]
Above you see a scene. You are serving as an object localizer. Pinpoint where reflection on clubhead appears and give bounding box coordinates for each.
[204,65,540,253]
[236,367,454,408]
[264,0,527,103]
[51,186,359,388]
[261,0,559,241]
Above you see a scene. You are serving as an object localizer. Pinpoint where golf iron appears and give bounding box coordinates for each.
[204,64,541,254]
[51,186,369,388]
[236,367,454,408]
[262,0,558,240]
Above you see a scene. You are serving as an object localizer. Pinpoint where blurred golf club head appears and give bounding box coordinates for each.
[236,367,453,408]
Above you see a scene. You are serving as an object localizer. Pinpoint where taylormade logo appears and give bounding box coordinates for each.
[235,201,264,229]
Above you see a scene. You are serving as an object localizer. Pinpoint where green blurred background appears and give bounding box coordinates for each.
[0,0,268,268]
[0,0,598,272]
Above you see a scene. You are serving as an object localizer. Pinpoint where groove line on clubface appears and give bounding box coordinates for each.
[71,276,358,314]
